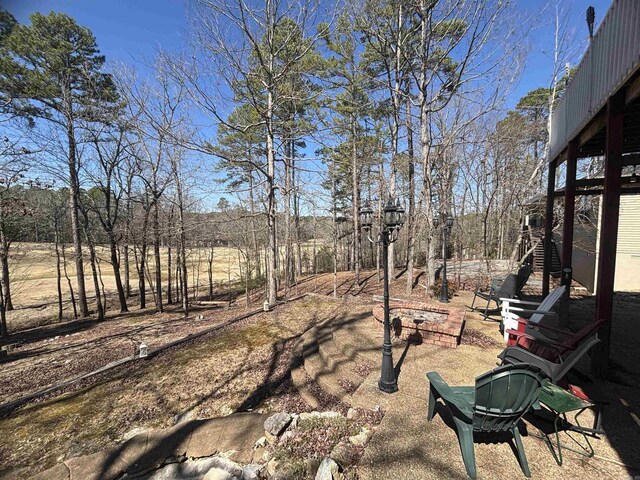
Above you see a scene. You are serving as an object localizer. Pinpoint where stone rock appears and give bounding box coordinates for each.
[241,464,263,480]
[329,441,355,467]
[121,426,149,442]
[264,431,278,445]
[305,457,322,478]
[315,457,340,480]
[288,414,299,430]
[186,413,268,464]
[299,411,342,422]
[251,446,266,464]
[140,456,242,480]
[346,408,358,420]
[173,409,197,425]
[278,430,295,444]
[348,427,372,447]
[220,405,234,416]
[31,462,70,480]
[264,412,292,436]
[266,458,279,477]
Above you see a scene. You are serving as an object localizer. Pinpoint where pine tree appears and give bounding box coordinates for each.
[0,11,119,318]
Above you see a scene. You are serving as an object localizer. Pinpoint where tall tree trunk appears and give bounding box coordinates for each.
[0,275,6,337]
[62,241,77,319]
[87,242,104,321]
[137,207,150,310]
[266,87,278,306]
[167,207,173,304]
[293,156,302,281]
[0,227,12,311]
[81,211,104,321]
[124,243,130,298]
[153,201,163,312]
[405,83,416,294]
[208,244,214,300]
[332,162,338,298]
[109,231,128,312]
[67,119,89,317]
[174,166,189,316]
[54,219,63,321]
[139,243,147,309]
[248,170,260,278]
[167,243,173,304]
[284,140,292,290]
[420,0,435,291]
[124,175,132,298]
[351,112,361,284]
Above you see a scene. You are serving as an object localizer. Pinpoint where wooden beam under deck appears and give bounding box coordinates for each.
[593,90,625,378]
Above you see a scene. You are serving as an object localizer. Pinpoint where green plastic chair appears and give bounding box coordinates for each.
[427,364,547,479]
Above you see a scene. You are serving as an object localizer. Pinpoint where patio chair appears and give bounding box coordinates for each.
[427,363,547,479]
[498,320,603,384]
[501,286,567,344]
[469,273,520,320]
[515,263,532,292]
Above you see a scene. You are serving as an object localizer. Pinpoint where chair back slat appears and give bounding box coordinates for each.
[527,285,566,327]
[473,364,545,433]
[516,264,532,292]
[497,274,519,299]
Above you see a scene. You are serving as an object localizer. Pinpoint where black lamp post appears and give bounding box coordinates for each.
[360,196,405,393]
[433,213,454,303]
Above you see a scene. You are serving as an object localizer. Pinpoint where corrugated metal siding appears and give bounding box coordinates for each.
[548,0,640,161]
[617,194,640,254]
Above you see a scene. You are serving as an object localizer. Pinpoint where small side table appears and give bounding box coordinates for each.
[536,383,602,465]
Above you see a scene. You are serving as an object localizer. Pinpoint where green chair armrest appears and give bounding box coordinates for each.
[427,372,474,418]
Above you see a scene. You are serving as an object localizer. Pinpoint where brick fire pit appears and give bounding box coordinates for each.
[372,302,466,348]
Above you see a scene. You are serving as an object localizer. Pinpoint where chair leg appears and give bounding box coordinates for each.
[512,425,531,478]
[470,291,478,309]
[427,385,439,421]
[453,418,477,479]
[483,297,491,319]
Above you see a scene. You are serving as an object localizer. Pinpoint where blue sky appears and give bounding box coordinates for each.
[4,0,613,107]
[2,0,615,208]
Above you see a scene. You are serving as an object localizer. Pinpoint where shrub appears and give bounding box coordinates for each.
[429,279,457,299]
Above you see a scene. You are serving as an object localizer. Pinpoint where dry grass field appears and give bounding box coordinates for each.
[6,242,244,308]
[3,242,246,332]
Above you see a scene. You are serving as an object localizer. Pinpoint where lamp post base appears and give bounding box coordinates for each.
[378,378,399,393]
[378,346,398,393]
[440,276,449,303]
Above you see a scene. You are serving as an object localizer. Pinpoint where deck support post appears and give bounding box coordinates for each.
[593,90,625,378]
[561,140,578,286]
[542,159,557,297]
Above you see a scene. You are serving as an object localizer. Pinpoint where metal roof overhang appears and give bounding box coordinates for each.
[548,0,640,163]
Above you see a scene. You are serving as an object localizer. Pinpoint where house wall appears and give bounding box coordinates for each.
[557,194,640,293]
[613,194,640,291]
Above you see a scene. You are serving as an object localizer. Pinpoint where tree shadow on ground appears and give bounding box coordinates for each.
[429,401,533,476]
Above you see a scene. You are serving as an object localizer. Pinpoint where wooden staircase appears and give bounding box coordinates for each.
[532,236,561,275]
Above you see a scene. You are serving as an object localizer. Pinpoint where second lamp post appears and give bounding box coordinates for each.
[360,197,405,393]
[433,213,454,303]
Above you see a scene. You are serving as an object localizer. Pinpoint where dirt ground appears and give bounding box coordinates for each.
[2,266,638,479]
[0,296,353,479]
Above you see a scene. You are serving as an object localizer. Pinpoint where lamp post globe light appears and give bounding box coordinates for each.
[360,196,405,393]
[433,212,454,303]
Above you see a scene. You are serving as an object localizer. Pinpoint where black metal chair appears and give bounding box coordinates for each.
[469,273,519,320]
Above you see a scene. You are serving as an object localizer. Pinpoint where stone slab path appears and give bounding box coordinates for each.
[32,412,268,480]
